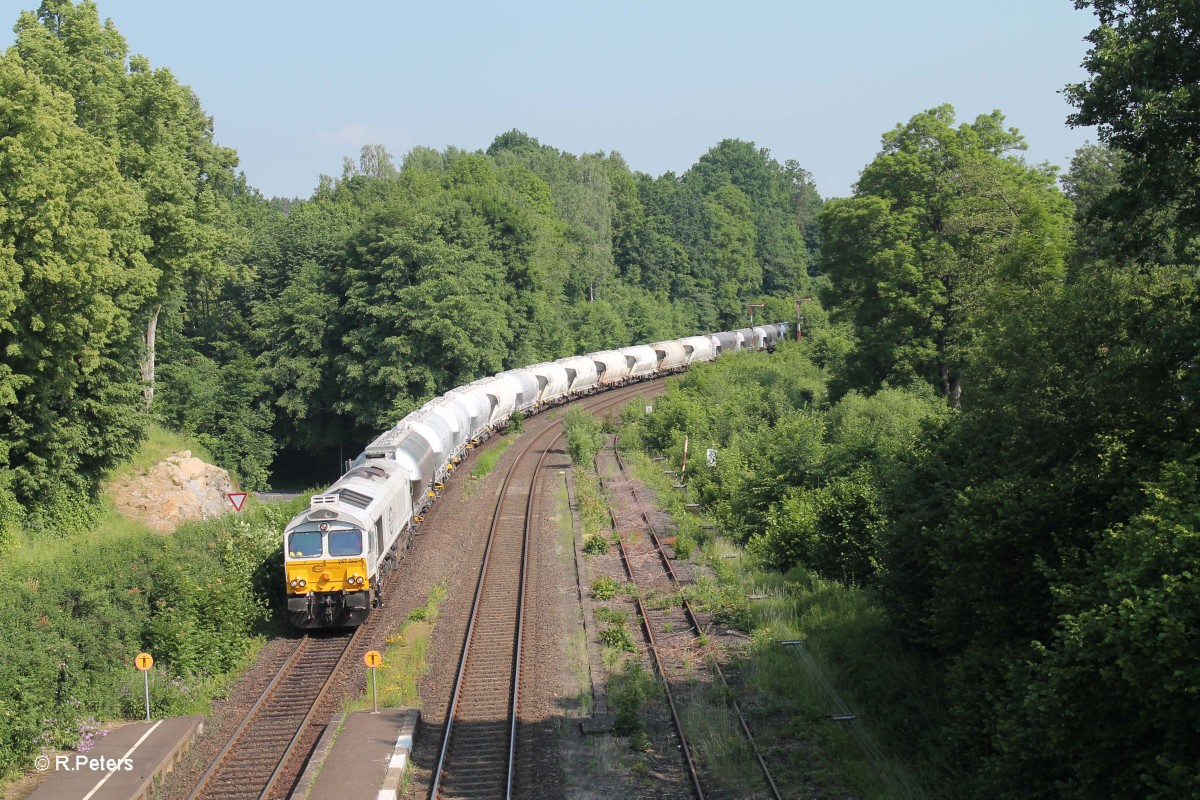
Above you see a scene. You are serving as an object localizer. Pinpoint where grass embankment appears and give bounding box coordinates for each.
[619,443,947,799]
[459,427,522,499]
[344,583,447,712]
[468,435,516,481]
[107,423,219,483]
[0,424,305,785]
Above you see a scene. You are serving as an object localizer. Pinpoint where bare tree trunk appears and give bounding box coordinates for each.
[141,304,161,410]
[940,363,962,408]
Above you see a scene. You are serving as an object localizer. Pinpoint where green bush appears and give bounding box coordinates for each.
[583,534,609,554]
[599,624,637,652]
[611,661,656,738]
[595,606,628,625]
[590,576,619,600]
[0,498,302,778]
[0,470,21,552]
[564,407,605,466]
[672,531,694,559]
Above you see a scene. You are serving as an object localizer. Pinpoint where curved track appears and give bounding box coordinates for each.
[428,420,557,799]
[429,382,661,800]
[186,630,360,800]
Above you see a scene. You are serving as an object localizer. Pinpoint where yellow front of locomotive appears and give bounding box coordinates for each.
[285,519,373,628]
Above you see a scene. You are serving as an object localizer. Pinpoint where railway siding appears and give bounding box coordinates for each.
[574,435,784,800]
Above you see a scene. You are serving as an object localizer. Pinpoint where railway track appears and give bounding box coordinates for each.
[429,382,660,799]
[177,382,660,800]
[596,440,784,800]
[186,630,360,800]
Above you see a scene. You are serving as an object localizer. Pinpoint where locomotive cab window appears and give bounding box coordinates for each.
[289,531,322,558]
[328,529,363,557]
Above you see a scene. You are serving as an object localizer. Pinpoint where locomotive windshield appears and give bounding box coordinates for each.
[288,529,364,558]
[289,531,322,558]
[328,529,363,556]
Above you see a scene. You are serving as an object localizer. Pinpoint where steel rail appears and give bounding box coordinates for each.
[612,446,784,800]
[616,528,707,799]
[506,427,558,797]
[185,636,312,800]
[257,629,363,799]
[429,382,654,799]
[428,420,557,799]
[186,629,360,800]
[599,457,706,800]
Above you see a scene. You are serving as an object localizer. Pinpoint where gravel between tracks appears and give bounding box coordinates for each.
[151,386,668,800]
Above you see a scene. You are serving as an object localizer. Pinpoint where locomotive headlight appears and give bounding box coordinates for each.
[289,579,298,588]
[298,579,306,588]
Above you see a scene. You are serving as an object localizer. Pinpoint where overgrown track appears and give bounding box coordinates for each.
[186,630,360,800]
[429,383,660,800]
[598,442,784,800]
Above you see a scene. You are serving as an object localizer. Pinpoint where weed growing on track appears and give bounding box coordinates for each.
[573,471,609,539]
[681,701,762,794]
[616,413,949,799]
[590,576,619,600]
[596,607,636,653]
[468,434,516,482]
[582,533,609,554]
[610,661,657,751]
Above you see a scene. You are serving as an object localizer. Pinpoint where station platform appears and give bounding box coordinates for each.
[294,708,419,800]
[28,715,203,800]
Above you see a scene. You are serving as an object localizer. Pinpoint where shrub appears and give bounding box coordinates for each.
[564,407,604,466]
[599,624,637,652]
[612,661,656,740]
[583,534,609,554]
[672,531,694,559]
[0,497,304,777]
[595,606,628,625]
[591,576,619,600]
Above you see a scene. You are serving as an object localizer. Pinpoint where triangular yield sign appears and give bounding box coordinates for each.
[227,492,248,511]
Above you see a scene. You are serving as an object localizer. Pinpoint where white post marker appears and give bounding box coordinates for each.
[364,650,383,713]
[134,652,153,721]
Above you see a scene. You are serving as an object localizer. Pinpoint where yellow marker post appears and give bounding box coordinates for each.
[364,650,383,713]
[135,653,154,721]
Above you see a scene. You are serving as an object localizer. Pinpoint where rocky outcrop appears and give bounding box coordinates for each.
[109,451,237,533]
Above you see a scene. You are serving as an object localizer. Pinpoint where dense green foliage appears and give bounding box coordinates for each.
[0,0,243,517]
[563,406,605,467]
[244,135,820,477]
[867,7,1200,795]
[0,500,294,776]
[1068,0,1200,248]
[820,106,1073,405]
[641,345,945,586]
[4,0,1198,795]
[1,1,822,509]
[640,5,1200,790]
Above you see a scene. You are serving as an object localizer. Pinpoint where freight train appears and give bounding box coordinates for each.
[283,324,788,628]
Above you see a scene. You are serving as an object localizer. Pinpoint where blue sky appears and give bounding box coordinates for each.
[2,0,1100,200]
